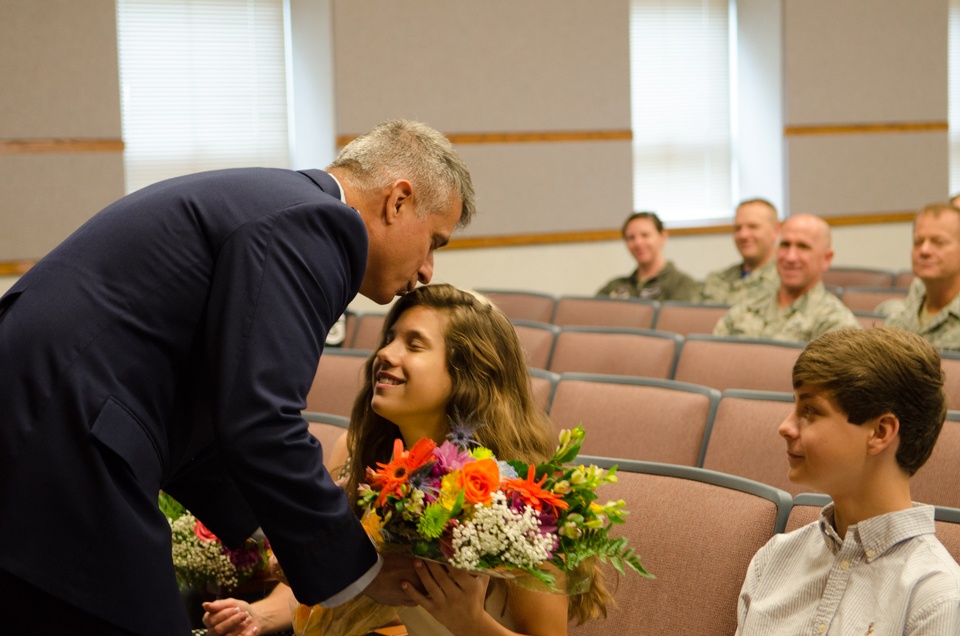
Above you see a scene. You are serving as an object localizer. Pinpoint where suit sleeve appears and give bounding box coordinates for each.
[203,200,376,605]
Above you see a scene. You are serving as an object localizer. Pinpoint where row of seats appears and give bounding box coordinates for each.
[318,325,960,412]
[341,289,898,352]
[299,411,960,636]
[306,368,960,509]
[821,265,914,289]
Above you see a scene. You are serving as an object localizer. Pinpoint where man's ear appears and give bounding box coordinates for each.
[384,179,413,225]
[867,413,900,456]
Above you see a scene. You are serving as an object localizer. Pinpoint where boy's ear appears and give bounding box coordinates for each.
[867,414,900,456]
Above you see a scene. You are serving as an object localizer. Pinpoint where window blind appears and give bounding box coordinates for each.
[116,0,290,194]
[629,0,733,224]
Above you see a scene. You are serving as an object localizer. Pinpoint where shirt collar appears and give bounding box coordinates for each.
[817,502,936,562]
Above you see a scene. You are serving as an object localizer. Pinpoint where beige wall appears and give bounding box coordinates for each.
[0,0,939,310]
[0,0,125,260]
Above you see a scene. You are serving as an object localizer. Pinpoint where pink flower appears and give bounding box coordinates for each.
[432,440,473,475]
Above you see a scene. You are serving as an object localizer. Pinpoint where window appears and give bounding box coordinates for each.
[629,0,734,225]
[116,0,290,194]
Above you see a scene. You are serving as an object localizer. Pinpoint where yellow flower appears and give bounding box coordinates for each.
[360,509,384,545]
[471,446,494,460]
[438,472,462,510]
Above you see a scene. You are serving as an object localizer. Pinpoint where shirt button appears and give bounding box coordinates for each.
[865,549,876,558]
[840,560,850,570]
[818,624,827,634]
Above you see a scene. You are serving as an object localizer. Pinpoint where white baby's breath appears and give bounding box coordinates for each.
[449,492,554,571]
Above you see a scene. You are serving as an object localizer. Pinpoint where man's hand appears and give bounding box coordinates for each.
[362,552,426,607]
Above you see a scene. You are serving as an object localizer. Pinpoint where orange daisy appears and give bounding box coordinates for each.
[502,465,569,513]
[369,437,437,506]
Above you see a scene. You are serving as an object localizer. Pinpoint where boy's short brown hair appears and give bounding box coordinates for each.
[792,327,946,475]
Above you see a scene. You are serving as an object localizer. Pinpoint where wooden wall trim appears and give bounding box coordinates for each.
[336,129,633,147]
[0,139,125,154]
[0,211,915,273]
[783,121,947,136]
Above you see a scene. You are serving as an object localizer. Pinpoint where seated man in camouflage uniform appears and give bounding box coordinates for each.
[885,203,960,351]
[597,211,698,301]
[698,198,781,305]
[714,214,860,342]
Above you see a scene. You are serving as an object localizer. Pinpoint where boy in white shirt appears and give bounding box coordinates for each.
[736,327,960,635]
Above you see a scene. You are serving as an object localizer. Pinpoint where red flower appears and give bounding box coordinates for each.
[369,438,437,506]
[502,465,569,513]
[194,519,219,542]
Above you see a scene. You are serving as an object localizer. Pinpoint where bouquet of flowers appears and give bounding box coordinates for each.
[159,492,273,596]
[293,424,651,636]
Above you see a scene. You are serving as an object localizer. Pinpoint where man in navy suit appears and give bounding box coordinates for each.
[0,119,475,634]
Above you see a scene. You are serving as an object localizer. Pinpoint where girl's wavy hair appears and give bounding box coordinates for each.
[342,284,611,624]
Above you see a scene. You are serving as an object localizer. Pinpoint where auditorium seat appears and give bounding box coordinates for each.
[672,335,804,393]
[512,319,559,370]
[350,312,387,350]
[700,389,807,494]
[911,412,960,509]
[528,367,560,413]
[552,373,719,466]
[653,301,730,336]
[548,326,682,378]
[839,286,909,313]
[552,295,659,329]
[306,348,371,417]
[568,459,790,636]
[303,411,349,472]
[822,266,896,288]
[475,289,557,323]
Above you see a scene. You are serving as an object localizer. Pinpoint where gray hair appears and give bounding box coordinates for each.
[328,119,476,228]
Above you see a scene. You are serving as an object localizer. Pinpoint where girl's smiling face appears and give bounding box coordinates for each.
[371,305,453,446]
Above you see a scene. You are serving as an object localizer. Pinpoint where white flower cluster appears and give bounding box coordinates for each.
[449,492,553,571]
[169,514,239,590]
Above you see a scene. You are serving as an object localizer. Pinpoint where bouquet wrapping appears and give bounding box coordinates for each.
[160,492,273,596]
[292,424,651,636]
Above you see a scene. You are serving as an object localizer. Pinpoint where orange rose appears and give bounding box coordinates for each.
[458,458,500,505]
[194,519,219,542]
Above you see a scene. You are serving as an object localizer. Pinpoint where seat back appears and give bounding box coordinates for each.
[548,327,681,378]
[303,411,349,473]
[512,320,559,370]
[528,368,560,414]
[784,493,831,532]
[701,390,806,494]
[550,374,719,466]
[935,507,960,565]
[552,296,659,329]
[476,289,557,323]
[306,349,371,417]
[350,313,387,350]
[852,311,884,329]
[895,270,915,288]
[912,413,960,508]
[653,301,730,336]
[822,266,896,288]
[673,335,804,393]
[840,286,909,313]
[941,351,960,411]
[568,459,791,636]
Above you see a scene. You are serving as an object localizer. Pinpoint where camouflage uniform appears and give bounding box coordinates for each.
[884,280,960,351]
[714,282,861,343]
[697,260,779,305]
[597,261,698,301]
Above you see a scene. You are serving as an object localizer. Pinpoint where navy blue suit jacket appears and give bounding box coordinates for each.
[0,168,378,634]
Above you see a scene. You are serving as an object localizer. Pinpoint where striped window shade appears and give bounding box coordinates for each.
[116,0,290,194]
[629,0,733,224]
